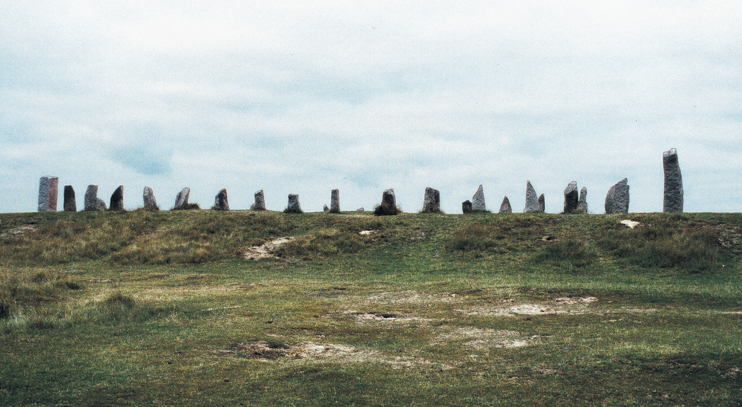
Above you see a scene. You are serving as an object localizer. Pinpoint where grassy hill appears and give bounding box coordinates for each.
[1,210,741,405]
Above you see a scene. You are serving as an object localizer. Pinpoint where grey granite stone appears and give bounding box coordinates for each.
[84,185,102,211]
[663,148,683,213]
[214,188,229,210]
[323,204,330,213]
[499,196,512,213]
[422,187,441,213]
[95,198,107,211]
[253,190,266,211]
[143,187,159,210]
[375,189,400,216]
[605,178,630,214]
[109,185,124,211]
[285,194,302,213]
[576,187,588,214]
[174,188,190,209]
[462,200,473,214]
[524,181,540,213]
[472,185,486,211]
[538,193,545,213]
[563,181,578,214]
[330,189,340,213]
[38,176,59,212]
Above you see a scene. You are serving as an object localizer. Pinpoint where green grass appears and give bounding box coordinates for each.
[1,210,741,405]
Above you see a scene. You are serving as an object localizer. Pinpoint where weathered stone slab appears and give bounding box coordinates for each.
[605,178,630,214]
[524,181,540,213]
[538,193,545,213]
[63,185,76,212]
[253,190,266,211]
[214,188,229,211]
[663,148,683,213]
[472,185,486,211]
[285,194,302,213]
[422,187,441,213]
[143,187,159,210]
[563,181,578,214]
[576,187,588,214]
[84,185,103,211]
[174,188,190,209]
[109,186,124,211]
[323,204,330,213]
[499,196,512,213]
[330,189,340,213]
[462,200,473,214]
[95,198,107,211]
[375,188,400,216]
[38,176,59,212]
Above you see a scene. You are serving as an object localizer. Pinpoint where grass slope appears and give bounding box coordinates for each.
[1,210,741,406]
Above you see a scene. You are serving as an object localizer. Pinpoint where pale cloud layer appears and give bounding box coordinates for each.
[2,1,741,213]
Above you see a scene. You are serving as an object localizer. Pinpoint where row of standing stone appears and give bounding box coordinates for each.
[36,148,684,214]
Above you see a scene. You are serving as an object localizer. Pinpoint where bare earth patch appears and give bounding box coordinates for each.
[435,326,538,349]
[244,237,295,260]
[458,297,599,317]
[344,310,434,326]
[1,224,37,238]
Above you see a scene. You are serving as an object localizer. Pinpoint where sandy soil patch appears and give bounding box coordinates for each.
[363,291,464,305]
[344,310,434,326]
[458,297,599,317]
[244,237,295,260]
[1,224,37,238]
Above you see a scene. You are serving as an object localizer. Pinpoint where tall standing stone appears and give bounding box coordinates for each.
[143,187,159,210]
[563,181,579,214]
[84,185,105,211]
[524,181,540,213]
[576,187,588,214]
[605,178,630,214]
[214,189,229,211]
[253,190,266,211]
[63,185,76,212]
[38,176,59,212]
[174,188,190,209]
[285,194,302,213]
[109,186,124,211]
[462,200,473,214]
[422,187,441,213]
[330,189,340,213]
[663,148,683,213]
[499,196,512,213]
[538,193,545,213]
[375,188,400,216]
[472,185,486,211]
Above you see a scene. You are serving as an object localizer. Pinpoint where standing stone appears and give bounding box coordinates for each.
[663,148,683,213]
[38,176,59,212]
[95,198,107,211]
[253,190,266,211]
[538,194,545,213]
[63,185,76,212]
[323,204,330,213]
[472,185,486,211]
[605,178,630,214]
[84,185,104,211]
[422,187,441,213]
[375,189,400,216]
[524,181,540,213]
[499,196,512,213]
[214,189,229,211]
[563,181,579,214]
[285,194,302,213]
[143,187,159,210]
[174,188,190,209]
[576,187,588,214]
[330,189,340,213]
[462,200,473,214]
[109,186,124,211]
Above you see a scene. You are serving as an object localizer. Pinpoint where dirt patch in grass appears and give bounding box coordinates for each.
[344,310,434,326]
[244,237,295,260]
[362,291,464,305]
[1,224,37,238]
[458,297,599,317]
[436,326,540,349]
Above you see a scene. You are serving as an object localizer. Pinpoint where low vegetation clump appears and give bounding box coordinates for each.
[373,204,401,216]
[172,203,201,210]
[1,210,741,405]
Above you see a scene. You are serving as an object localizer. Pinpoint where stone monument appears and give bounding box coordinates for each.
[563,181,578,214]
[214,189,229,210]
[285,194,302,213]
[524,181,540,213]
[605,178,629,214]
[143,187,159,210]
[422,187,441,213]
[253,190,266,211]
[499,196,512,213]
[63,185,76,212]
[663,148,683,213]
[576,187,588,214]
[330,189,340,213]
[174,188,190,209]
[109,186,124,211]
[38,176,59,212]
[472,185,486,211]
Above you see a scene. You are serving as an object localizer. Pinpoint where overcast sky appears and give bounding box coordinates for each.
[2,1,740,214]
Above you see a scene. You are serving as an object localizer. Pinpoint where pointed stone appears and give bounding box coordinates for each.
[143,187,159,210]
[605,178,630,214]
[538,193,545,213]
[524,181,540,213]
[472,185,486,211]
[563,181,579,214]
[63,185,76,212]
[330,189,340,213]
[253,190,266,211]
[422,187,441,213]
[84,185,103,211]
[174,188,190,209]
[285,194,303,213]
[323,204,330,213]
[462,200,473,214]
[214,188,229,210]
[38,176,59,212]
[375,189,400,216]
[663,148,683,213]
[576,187,588,214]
[109,185,124,211]
[499,196,512,213]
